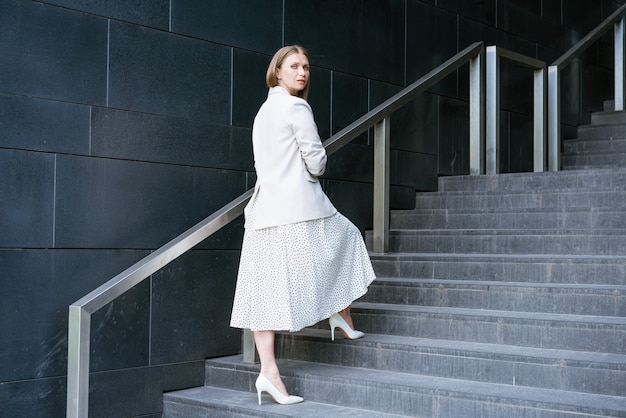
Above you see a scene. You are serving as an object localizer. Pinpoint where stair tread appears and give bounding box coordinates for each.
[290,328,626,367]
[352,301,626,325]
[371,277,626,292]
[394,206,626,214]
[205,356,626,414]
[388,228,626,234]
[369,252,626,262]
[164,385,412,417]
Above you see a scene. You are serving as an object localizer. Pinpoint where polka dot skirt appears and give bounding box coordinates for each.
[230,202,376,332]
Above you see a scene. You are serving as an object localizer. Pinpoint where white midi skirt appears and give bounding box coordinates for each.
[230,205,376,332]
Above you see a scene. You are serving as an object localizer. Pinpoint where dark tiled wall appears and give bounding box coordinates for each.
[1,0,623,416]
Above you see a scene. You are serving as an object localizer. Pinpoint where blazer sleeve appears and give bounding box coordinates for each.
[290,100,327,177]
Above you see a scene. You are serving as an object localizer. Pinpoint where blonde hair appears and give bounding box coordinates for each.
[266,45,310,100]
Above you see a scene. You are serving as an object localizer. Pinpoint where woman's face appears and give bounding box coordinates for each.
[276,53,309,96]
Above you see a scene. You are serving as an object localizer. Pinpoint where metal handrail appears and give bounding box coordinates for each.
[486,46,547,174]
[66,41,484,417]
[548,3,626,171]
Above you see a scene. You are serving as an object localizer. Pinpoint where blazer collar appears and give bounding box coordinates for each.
[268,85,291,97]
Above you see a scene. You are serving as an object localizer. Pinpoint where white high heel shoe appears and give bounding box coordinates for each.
[329,313,365,341]
[255,374,304,405]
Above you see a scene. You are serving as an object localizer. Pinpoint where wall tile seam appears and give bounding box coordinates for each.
[32,0,168,33]
[28,2,613,87]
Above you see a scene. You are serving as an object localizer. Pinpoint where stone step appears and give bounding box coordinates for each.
[563,137,626,154]
[562,152,626,169]
[186,356,626,418]
[576,123,626,140]
[390,207,626,230]
[369,252,626,285]
[275,329,626,397]
[590,110,626,125]
[436,168,626,193]
[163,385,406,418]
[386,229,626,256]
[350,302,626,354]
[412,189,626,210]
[360,278,626,316]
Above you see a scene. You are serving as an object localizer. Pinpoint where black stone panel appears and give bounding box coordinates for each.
[233,50,272,129]
[438,96,470,176]
[332,72,369,144]
[0,94,90,155]
[54,155,248,249]
[390,93,438,154]
[0,0,107,105]
[325,143,373,184]
[308,67,332,140]
[90,280,151,372]
[582,62,613,124]
[171,0,282,54]
[500,60,535,114]
[324,180,373,233]
[198,216,245,251]
[406,1,458,97]
[499,110,512,173]
[563,0,604,34]
[505,0,542,16]
[89,361,205,418]
[370,80,403,109]
[559,59,583,127]
[38,0,169,30]
[498,2,577,55]
[0,376,65,418]
[438,0,497,26]
[108,21,231,124]
[285,0,405,85]
[0,249,148,381]
[0,149,55,248]
[508,111,534,173]
[393,150,438,192]
[541,0,562,23]
[91,107,253,172]
[390,184,417,210]
[151,250,241,364]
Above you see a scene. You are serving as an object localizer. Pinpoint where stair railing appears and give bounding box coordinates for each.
[66,41,484,417]
[486,46,547,173]
[548,3,626,171]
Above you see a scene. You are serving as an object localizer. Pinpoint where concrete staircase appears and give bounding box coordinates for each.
[162,108,626,417]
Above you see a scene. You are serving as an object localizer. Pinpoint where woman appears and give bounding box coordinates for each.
[230,45,376,406]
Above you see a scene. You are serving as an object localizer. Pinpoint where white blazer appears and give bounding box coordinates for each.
[245,86,337,230]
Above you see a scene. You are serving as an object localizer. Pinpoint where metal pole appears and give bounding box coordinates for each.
[548,65,560,171]
[486,46,500,174]
[534,66,547,172]
[615,17,625,111]
[242,329,256,363]
[373,117,390,254]
[469,46,485,175]
[66,306,91,418]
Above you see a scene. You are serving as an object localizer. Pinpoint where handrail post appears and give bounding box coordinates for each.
[486,46,500,174]
[373,117,390,254]
[548,65,560,171]
[67,306,91,418]
[469,44,485,175]
[616,16,625,111]
[242,329,256,363]
[533,65,547,172]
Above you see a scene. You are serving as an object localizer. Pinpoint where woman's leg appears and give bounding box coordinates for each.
[337,306,356,330]
[253,330,289,396]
